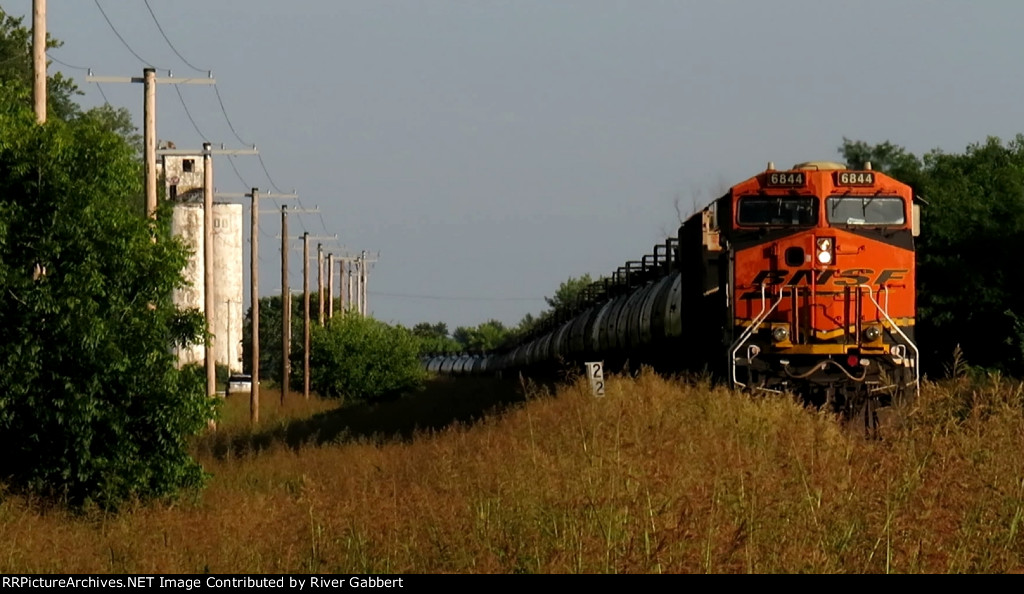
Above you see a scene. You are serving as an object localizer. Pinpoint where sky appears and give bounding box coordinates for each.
[7,0,1024,332]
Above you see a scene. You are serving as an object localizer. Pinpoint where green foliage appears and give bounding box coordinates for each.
[453,319,512,353]
[544,273,595,311]
[839,135,1024,375]
[0,85,216,508]
[309,316,427,402]
[412,321,461,355]
[79,103,143,156]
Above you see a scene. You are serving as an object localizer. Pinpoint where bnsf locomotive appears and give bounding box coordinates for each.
[427,161,920,415]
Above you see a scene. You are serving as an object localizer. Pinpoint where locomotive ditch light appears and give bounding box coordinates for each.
[863,325,882,342]
[816,237,834,265]
[772,326,790,342]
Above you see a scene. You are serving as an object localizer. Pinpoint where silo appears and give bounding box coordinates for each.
[170,203,205,367]
[212,203,244,373]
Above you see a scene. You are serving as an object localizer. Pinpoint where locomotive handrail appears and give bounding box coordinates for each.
[858,284,920,394]
[729,284,784,389]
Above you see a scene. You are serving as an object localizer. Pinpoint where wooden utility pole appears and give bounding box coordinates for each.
[317,244,325,326]
[335,256,356,314]
[342,261,350,315]
[250,188,259,423]
[360,250,367,316]
[144,68,157,218]
[345,259,353,313]
[87,72,215,220]
[32,0,45,123]
[281,205,290,404]
[362,252,379,316]
[302,232,311,400]
[327,253,335,319]
[203,143,216,399]
[216,188,298,424]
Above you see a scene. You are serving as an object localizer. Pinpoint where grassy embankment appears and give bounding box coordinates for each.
[1,370,1022,573]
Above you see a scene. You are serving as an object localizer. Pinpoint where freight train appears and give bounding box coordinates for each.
[426,161,921,417]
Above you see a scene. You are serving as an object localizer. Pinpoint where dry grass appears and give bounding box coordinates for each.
[2,371,1023,573]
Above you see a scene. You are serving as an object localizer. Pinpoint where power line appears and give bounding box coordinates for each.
[46,53,89,71]
[96,83,111,105]
[257,153,286,195]
[174,85,206,140]
[143,0,208,74]
[226,155,251,189]
[94,0,165,69]
[213,85,250,146]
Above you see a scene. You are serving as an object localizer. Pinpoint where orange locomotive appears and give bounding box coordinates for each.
[719,161,920,409]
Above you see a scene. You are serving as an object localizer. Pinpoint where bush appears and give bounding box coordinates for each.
[309,316,426,402]
[0,82,217,508]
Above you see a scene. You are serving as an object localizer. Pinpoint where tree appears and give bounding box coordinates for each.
[309,316,426,402]
[544,274,595,312]
[0,83,215,507]
[453,319,512,353]
[80,103,143,156]
[412,321,461,355]
[839,136,1024,375]
[839,137,923,180]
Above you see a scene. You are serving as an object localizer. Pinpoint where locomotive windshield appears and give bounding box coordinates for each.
[826,196,905,226]
[737,195,818,226]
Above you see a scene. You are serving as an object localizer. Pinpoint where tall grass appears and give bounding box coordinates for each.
[1,371,1022,573]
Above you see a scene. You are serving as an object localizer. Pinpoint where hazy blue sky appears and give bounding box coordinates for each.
[8,1,1024,331]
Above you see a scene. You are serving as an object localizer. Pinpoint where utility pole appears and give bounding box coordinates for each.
[281,205,290,404]
[327,253,335,319]
[364,252,380,316]
[216,188,298,424]
[335,256,357,315]
[203,143,216,399]
[32,0,45,123]
[346,259,354,314]
[342,261,350,315]
[144,68,156,219]
[88,71,215,219]
[250,188,259,422]
[317,244,325,326]
[360,250,367,316]
[303,233,310,400]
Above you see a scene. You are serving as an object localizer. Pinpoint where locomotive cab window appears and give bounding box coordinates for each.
[826,196,905,226]
[737,196,818,226]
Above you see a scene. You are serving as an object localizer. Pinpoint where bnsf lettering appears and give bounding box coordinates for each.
[747,268,908,288]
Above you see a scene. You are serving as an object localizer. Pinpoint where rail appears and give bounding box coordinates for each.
[859,284,920,395]
[729,284,782,389]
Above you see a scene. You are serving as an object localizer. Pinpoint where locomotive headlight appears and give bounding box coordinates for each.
[863,325,882,342]
[772,326,790,342]
[816,237,834,265]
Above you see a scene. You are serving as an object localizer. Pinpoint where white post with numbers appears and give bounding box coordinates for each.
[585,361,605,397]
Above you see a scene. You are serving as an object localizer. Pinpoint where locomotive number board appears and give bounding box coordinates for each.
[835,171,875,186]
[765,172,806,187]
